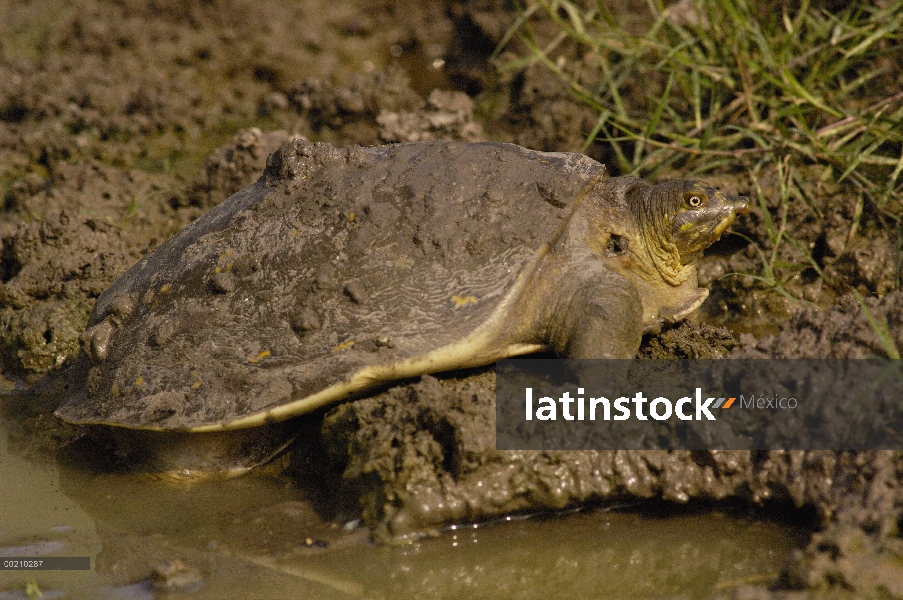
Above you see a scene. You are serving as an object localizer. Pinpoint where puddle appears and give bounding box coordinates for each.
[0,412,105,599]
[0,402,806,600]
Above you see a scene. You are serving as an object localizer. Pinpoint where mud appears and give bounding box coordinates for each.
[1,0,902,597]
[734,290,903,359]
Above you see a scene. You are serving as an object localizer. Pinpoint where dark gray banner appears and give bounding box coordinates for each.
[0,557,91,570]
[496,359,903,450]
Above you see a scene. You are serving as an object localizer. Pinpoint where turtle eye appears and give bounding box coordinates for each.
[687,195,702,208]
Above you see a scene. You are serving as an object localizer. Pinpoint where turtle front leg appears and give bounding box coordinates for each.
[548,267,643,359]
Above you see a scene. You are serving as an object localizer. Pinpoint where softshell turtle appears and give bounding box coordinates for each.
[57,140,747,472]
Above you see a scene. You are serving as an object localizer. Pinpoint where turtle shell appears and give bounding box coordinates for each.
[57,140,605,431]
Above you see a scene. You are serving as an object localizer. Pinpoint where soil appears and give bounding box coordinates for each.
[2,0,902,597]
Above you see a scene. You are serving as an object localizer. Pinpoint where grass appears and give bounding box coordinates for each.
[852,288,901,359]
[501,0,903,207]
[500,0,903,312]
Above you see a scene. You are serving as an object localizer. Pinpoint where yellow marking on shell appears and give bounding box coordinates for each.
[214,249,235,273]
[191,380,202,390]
[347,212,355,222]
[451,294,477,308]
[111,382,120,398]
[159,283,171,293]
[332,340,355,352]
[190,369,202,390]
[248,350,271,364]
[135,377,145,386]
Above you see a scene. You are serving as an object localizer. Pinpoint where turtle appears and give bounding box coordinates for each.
[56,139,748,473]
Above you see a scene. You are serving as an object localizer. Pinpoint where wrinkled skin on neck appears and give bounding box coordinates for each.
[573,176,749,328]
[627,179,750,285]
[515,175,749,359]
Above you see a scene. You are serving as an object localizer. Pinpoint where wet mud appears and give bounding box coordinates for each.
[1,0,902,597]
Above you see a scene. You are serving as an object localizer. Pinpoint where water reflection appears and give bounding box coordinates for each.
[1,404,804,599]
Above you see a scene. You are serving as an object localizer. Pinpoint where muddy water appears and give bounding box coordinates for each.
[0,405,803,600]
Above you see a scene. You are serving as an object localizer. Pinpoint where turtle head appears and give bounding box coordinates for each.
[623,178,748,286]
[669,180,749,260]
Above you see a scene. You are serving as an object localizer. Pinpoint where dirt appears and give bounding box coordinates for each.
[2,0,902,597]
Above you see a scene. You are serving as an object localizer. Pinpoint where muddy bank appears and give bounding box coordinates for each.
[313,295,903,596]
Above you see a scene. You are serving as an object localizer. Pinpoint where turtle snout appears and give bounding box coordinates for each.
[730,195,750,215]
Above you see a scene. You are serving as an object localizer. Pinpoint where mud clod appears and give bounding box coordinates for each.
[640,322,738,359]
[208,271,236,295]
[342,281,368,305]
[151,320,178,347]
[291,308,321,336]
